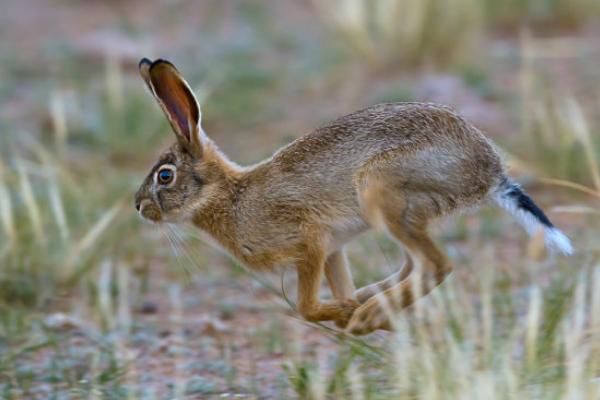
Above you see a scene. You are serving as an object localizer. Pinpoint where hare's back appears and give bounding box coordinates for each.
[272,102,498,172]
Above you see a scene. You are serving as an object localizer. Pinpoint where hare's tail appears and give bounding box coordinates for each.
[492,176,573,255]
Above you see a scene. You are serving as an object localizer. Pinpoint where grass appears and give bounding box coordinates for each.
[313,0,600,71]
[280,263,600,398]
[0,1,599,398]
[523,93,600,187]
[311,0,484,70]
[508,31,600,192]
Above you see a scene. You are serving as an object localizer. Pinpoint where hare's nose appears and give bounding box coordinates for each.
[135,200,141,211]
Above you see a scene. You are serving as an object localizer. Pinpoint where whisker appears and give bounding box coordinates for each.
[161,225,192,280]
[169,224,209,281]
[169,224,204,270]
[168,227,194,280]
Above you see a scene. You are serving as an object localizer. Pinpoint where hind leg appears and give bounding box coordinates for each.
[352,180,413,304]
[353,255,413,304]
[347,197,452,335]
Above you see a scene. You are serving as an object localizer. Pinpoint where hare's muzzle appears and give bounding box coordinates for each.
[136,198,162,222]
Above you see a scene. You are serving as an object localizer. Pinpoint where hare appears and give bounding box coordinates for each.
[134,58,572,335]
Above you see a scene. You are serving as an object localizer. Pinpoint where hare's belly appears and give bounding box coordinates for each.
[326,217,369,254]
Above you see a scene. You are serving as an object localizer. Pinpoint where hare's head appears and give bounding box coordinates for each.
[134,58,235,223]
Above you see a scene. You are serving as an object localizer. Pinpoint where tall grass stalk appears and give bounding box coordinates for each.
[117,264,131,335]
[591,266,600,334]
[526,286,542,366]
[563,97,600,191]
[17,161,45,244]
[50,90,68,159]
[47,173,69,241]
[105,55,124,112]
[0,169,16,252]
[347,363,364,400]
[98,260,114,330]
[480,265,494,357]
[564,274,588,398]
[169,284,186,399]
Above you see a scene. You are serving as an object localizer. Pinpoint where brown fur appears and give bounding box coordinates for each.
[135,59,508,334]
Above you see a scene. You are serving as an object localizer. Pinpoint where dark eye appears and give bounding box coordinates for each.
[157,168,174,184]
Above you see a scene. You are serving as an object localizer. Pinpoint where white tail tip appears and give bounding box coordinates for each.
[545,228,573,256]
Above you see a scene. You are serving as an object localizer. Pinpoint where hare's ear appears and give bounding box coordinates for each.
[139,58,202,155]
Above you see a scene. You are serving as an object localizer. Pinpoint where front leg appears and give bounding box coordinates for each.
[296,247,359,327]
[324,250,356,300]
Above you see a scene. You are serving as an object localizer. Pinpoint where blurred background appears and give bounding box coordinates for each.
[0,0,599,398]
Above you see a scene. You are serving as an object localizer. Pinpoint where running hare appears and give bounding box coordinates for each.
[134,58,572,335]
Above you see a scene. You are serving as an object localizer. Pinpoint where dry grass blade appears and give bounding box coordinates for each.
[17,161,45,244]
[564,273,588,398]
[480,263,494,355]
[539,178,600,199]
[116,264,131,335]
[0,170,17,252]
[64,200,123,277]
[551,205,600,215]
[592,266,600,331]
[105,54,124,111]
[562,97,600,191]
[520,28,534,138]
[526,286,542,365]
[47,174,69,241]
[98,259,114,330]
[168,284,186,399]
[347,363,365,400]
[50,90,68,159]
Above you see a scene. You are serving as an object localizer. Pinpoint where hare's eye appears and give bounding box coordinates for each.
[157,168,174,184]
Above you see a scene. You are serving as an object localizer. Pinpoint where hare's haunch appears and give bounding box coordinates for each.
[135,58,572,335]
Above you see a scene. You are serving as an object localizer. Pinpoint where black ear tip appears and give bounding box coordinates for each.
[139,58,153,69]
[150,58,178,72]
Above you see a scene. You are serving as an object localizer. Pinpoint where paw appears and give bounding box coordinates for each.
[345,296,393,335]
[333,299,361,328]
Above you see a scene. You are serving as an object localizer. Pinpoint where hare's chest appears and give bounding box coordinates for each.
[235,244,297,272]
